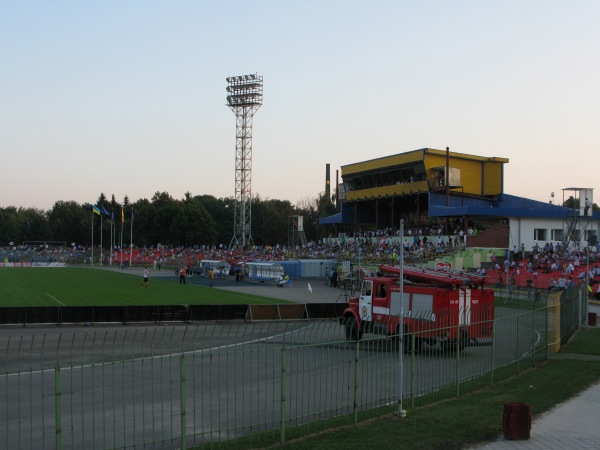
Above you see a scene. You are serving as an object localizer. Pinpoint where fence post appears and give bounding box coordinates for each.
[55,365,62,450]
[516,308,520,374]
[180,354,186,450]
[545,299,549,360]
[455,315,460,398]
[490,312,496,386]
[411,333,415,409]
[280,346,286,446]
[532,299,536,367]
[354,339,360,424]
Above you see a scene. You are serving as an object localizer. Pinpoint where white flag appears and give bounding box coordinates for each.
[307,282,313,294]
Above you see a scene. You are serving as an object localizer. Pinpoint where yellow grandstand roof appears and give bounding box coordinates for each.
[341,148,508,176]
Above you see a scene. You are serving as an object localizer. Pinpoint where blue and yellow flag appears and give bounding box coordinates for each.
[92,205,101,215]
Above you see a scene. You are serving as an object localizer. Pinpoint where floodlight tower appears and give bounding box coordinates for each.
[226,74,263,248]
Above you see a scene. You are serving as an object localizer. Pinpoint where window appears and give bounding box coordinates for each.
[534,229,547,241]
[362,280,372,297]
[376,284,386,298]
[551,229,564,241]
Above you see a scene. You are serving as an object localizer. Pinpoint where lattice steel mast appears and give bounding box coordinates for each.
[226,74,263,248]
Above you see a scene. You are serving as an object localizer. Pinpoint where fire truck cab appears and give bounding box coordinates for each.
[340,264,494,351]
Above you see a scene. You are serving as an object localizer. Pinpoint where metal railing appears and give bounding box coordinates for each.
[0,288,583,449]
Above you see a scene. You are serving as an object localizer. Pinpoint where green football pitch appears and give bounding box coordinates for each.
[0,267,288,307]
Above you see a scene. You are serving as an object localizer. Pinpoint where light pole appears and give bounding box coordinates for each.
[226,74,263,249]
[397,219,406,418]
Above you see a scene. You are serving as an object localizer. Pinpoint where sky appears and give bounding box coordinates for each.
[1,1,599,211]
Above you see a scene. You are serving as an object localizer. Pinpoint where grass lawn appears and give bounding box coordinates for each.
[0,267,288,307]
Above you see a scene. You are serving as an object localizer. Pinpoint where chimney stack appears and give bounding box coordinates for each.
[325,164,331,198]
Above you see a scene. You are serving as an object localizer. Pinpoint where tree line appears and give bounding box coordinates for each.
[0,191,336,249]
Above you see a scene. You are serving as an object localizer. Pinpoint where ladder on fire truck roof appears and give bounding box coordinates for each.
[415,264,488,286]
[379,264,487,287]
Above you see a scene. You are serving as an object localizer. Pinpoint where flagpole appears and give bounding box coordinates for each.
[113,212,116,265]
[100,212,103,265]
[91,208,94,267]
[109,210,113,267]
[129,207,134,267]
[120,207,124,268]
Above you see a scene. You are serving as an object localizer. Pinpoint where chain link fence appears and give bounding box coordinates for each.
[0,287,585,449]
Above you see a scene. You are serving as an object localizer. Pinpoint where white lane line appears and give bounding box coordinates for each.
[521,329,541,358]
[1,323,317,378]
[47,293,65,306]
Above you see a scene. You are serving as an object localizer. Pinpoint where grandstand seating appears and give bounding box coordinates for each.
[484,260,600,290]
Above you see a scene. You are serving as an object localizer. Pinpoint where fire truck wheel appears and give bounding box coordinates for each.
[344,317,362,342]
[402,333,421,353]
[443,334,468,352]
[410,335,422,353]
[397,326,420,353]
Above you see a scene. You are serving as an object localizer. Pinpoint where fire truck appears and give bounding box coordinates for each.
[339,264,495,351]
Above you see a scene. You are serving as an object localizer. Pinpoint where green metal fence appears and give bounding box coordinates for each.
[0,288,584,449]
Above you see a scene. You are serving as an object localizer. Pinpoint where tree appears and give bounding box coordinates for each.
[3,189,335,250]
[16,208,52,243]
[96,193,108,210]
[150,192,180,245]
[194,195,233,245]
[171,202,217,246]
[252,196,295,245]
[296,192,336,241]
[47,201,88,245]
[296,196,321,242]
[563,196,583,210]
[0,207,20,245]
[130,198,152,248]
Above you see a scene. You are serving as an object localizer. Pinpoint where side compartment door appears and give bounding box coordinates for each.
[359,280,373,322]
[459,288,472,326]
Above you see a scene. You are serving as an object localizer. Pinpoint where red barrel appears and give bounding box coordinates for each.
[503,402,531,440]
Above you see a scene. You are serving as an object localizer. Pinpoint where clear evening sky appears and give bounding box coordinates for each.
[1,1,598,211]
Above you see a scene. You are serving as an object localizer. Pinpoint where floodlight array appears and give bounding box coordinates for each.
[226,73,263,107]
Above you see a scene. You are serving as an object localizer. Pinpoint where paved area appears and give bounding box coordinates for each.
[104,266,600,449]
[473,301,600,450]
[472,378,600,450]
[104,265,347,304]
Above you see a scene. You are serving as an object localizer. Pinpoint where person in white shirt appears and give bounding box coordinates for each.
[140,266,149,288]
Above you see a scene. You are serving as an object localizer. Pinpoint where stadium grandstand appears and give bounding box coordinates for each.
[320,147,599,255]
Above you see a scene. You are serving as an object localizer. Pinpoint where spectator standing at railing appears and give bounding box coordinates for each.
[584,198,591,216]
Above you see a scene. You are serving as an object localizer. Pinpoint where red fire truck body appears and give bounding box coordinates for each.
[340,265,495,350]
